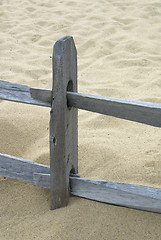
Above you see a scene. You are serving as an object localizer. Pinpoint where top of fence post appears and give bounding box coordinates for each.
[50,36,78,209]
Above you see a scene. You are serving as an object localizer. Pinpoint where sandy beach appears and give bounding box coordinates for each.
[0,0,161,239]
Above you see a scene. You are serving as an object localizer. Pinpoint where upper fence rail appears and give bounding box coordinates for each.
[0,80,51,107]
[0,79,161,128]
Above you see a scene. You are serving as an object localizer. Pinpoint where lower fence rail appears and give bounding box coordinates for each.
[1,153,161,214]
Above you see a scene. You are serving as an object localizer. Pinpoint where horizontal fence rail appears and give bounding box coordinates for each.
[67,92,161,127]
[0,80,51,107]
[1,153,161,214]
[0,153,50,183]
[0,153,79,186]
[1,80,161,127]
[32,172,161,214]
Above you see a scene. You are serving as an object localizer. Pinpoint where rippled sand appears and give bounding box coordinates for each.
[0,0,161,239]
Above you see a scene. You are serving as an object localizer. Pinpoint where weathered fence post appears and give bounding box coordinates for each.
[50,36,78,209]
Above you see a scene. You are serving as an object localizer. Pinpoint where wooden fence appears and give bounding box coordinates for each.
[0,36,161,213]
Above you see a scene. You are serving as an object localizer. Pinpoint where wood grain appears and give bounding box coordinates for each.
[1,153,161,213]
[1,79,160,127]
[33,173,161,214]
[0,153,50,182]
[0,80,51,107]
[50,36,78,209]
[67,92,161,127]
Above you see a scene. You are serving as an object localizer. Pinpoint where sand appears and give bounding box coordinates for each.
[0,0,161,239]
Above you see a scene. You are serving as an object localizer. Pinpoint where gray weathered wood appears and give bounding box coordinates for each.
[50,36,78,209]
[0,153,79,185]
[33,173,51,189]
[0,80,51,107]
[0,153,50,182]
[26,86,161,127]
[33,173,161,214]
[70,177,161,214]
[33,172,80,189]
[67,92,161,127]
[30,87,52,105]
[1,152,161,213]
